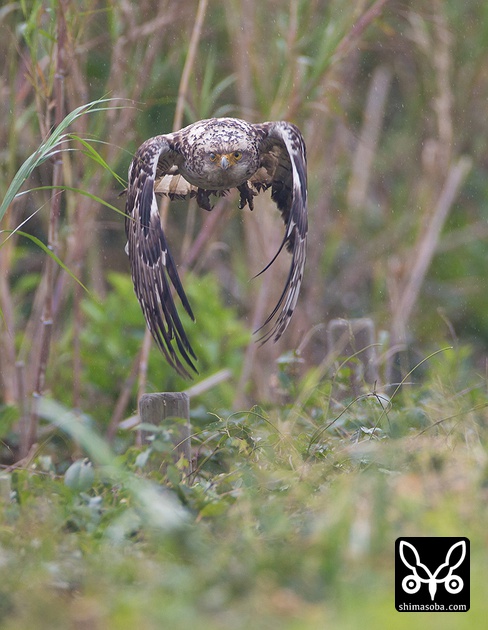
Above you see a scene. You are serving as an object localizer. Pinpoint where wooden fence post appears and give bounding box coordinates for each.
[139,392,191,473]
[327,318,378,397]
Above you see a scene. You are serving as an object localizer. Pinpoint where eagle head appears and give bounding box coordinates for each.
[187,144,257,189]
[178,118,261,189]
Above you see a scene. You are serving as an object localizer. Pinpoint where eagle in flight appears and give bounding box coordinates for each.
[125,117,307,377]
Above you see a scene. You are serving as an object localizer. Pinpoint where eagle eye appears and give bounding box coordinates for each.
[209,152,217,161]
[233,151,242,161]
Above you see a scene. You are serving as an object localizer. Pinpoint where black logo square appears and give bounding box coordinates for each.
[395,537,470,612]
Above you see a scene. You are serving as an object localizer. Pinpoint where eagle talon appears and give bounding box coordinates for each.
[196,188,213,211]
[237,183,255,211]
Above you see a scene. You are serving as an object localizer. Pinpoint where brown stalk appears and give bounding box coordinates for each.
[285,0,392,120]
[388,0,463,366]
[346,65,392,212]
[224,0,282,402]
[173,0,209,132]
[432,0,453,160]
[72,281,82,409]
[49,3,178,424]
[137,0,209,405]
[0,210,17,405]
[28,0,68,448]
[224,0,256,118]
[334,0,392,61]
[390,156,472,346]
[83,3,189,436]
[180,199,229,272]
[106,348,142,443]
[234,269,273,408]
[16,361,28,458]
[136,330,153,445]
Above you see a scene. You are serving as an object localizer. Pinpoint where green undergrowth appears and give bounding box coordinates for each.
[1,350,487,629]
[49,271,250,421]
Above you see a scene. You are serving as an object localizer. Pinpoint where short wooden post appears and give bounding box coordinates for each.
[327,318,378,396]
[139,392,191,473]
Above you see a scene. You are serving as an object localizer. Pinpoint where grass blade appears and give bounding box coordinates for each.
[1,229,91,295]
[0,98,125,221]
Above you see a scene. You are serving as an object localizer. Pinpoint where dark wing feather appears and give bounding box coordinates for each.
[125,135,197,377]
[253,121,308,343]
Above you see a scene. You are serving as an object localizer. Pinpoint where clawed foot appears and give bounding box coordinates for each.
[196,188,213,211]
[237,183,256,211]
[197,185,256,212]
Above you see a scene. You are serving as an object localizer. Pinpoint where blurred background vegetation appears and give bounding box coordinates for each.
[1,1,488,628]
[0,0,487,443]
[2,0,488,430]
[0,0,488,432]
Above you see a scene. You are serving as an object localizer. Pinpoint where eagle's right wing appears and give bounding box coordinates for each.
[125,136,197,377]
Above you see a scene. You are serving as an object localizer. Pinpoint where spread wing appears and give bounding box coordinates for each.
[253,121,308,343]
[125,135,197,377]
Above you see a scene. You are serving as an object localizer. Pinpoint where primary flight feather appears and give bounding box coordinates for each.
[125,117,308,377]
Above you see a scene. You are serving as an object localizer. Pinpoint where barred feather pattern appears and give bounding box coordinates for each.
[125,137,197,377]
[125,118,307,377]
[253,122,308,343]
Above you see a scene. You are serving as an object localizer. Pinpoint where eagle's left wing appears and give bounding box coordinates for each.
[125,136,197,378]
[253,121,308,343]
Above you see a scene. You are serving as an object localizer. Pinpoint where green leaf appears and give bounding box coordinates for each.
[38,397,188,531]
[68,134,127,187]
[17,185,126,218]
[0,230,91,295]
[0,98,125,221]
[64,459,95,491]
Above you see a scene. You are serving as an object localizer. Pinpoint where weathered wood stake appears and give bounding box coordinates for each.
[139,392,191,473]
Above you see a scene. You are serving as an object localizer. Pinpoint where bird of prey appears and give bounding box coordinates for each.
[125,117,307,377]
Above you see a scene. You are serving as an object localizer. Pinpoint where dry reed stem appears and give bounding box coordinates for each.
[106,348,142,443]
[390,155,472,346]
[388,0,464,356]
[234,269,274,408]
[174,0,209,132]
[160,0,209,224]
[104,2,180,161]
[432,0,453,160]
[284,0,392,120]
[181,198,229,272]
[73,280,82,409]
[334,0,392,61]
[347,65,392,212]
[225,1,285,402]
[16,361,29,458]
[224,0,256,118]
[137,0,208,405]
[136,329,153,445]
[29,0,68,448]
[0,210,17,404]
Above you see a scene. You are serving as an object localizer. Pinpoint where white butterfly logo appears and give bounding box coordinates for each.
[399,540,466,601]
